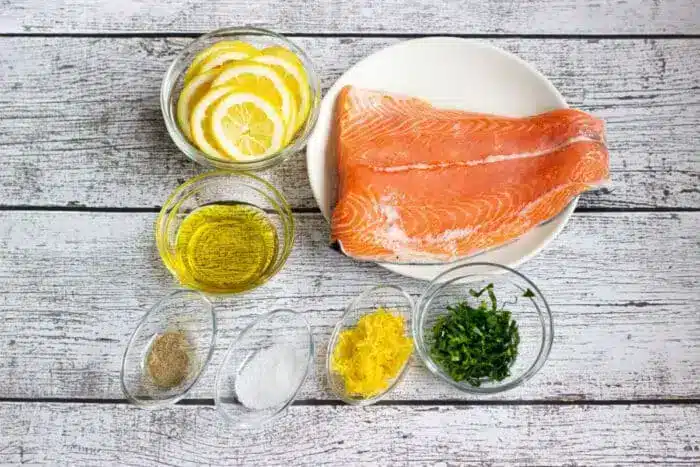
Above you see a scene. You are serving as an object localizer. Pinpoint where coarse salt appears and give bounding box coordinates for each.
[235,343,307,410]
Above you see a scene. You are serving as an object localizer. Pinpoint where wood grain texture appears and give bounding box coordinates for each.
[0,402,698,465]
[1,0,699,34]
[0,211,698,400]
[1,37,698,209]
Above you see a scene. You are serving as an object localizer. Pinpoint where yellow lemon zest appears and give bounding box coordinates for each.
[331,308,412,398]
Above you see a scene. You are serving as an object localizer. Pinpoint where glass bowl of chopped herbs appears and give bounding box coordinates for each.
[413,262,553,393]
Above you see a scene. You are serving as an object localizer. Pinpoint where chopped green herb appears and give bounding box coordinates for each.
[522,288,535,299]
[428,283,520,387]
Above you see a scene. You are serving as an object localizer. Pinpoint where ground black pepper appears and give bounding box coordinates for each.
[146,331,190,388]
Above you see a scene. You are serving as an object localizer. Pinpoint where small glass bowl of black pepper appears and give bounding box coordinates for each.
[412,262,553,394]
[121,289,216,407]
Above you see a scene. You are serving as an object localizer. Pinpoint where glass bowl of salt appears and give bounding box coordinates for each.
[215,309,314,428]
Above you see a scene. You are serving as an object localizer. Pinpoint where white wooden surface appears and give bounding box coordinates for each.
[0,0,699,465]
[1,0,698,34]
[0,403,698,465]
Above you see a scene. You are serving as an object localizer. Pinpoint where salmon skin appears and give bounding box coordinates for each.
[331,86,609,264]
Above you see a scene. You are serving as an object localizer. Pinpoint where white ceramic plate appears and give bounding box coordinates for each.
[306,37,575,281]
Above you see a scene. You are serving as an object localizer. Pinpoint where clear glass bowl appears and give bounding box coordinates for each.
[155,171,295,295]
[120,289,216,407]
[215,309,314,428]
[413,262,553,394]
[161,26,321,170]
[326,285,414,405]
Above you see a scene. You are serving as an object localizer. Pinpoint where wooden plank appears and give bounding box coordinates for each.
[0,211,698,400]
[2,0,699,34]
[0,402,698,465]
[1,37,698,210]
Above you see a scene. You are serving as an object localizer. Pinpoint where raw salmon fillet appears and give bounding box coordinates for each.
[331,86,609,263]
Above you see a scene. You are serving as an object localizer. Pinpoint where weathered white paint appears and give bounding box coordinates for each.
[0,402,698,465]
[0,37,697,209]
[1,1,698,460]
[0,211,698,400]
[1,0,698,34]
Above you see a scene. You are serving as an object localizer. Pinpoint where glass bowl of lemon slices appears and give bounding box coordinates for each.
[161,27,321,170]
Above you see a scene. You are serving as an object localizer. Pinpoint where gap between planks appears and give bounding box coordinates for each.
[1,32,700,39]
[1,397,699,406]
[0,205,698,214]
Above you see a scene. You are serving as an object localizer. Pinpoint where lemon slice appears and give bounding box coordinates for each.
[211,60,297,141]
[209,88,286,160]
[252,46,311,135]
[184,41,259,82]
[189,86,234,160]
[176,67,220,141]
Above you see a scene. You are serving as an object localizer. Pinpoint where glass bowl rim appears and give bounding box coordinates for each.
[214,308,314,427]
[156,170,294,213]
[325,284,415,406]
[120,288,216,407]
[154,170,295,296]
[160,26,322,170]
[412,262,553,394]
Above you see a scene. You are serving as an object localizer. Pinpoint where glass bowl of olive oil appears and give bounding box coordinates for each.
[155,171,295,294]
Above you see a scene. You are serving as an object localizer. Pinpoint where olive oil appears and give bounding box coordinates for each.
[172,204,279,293]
